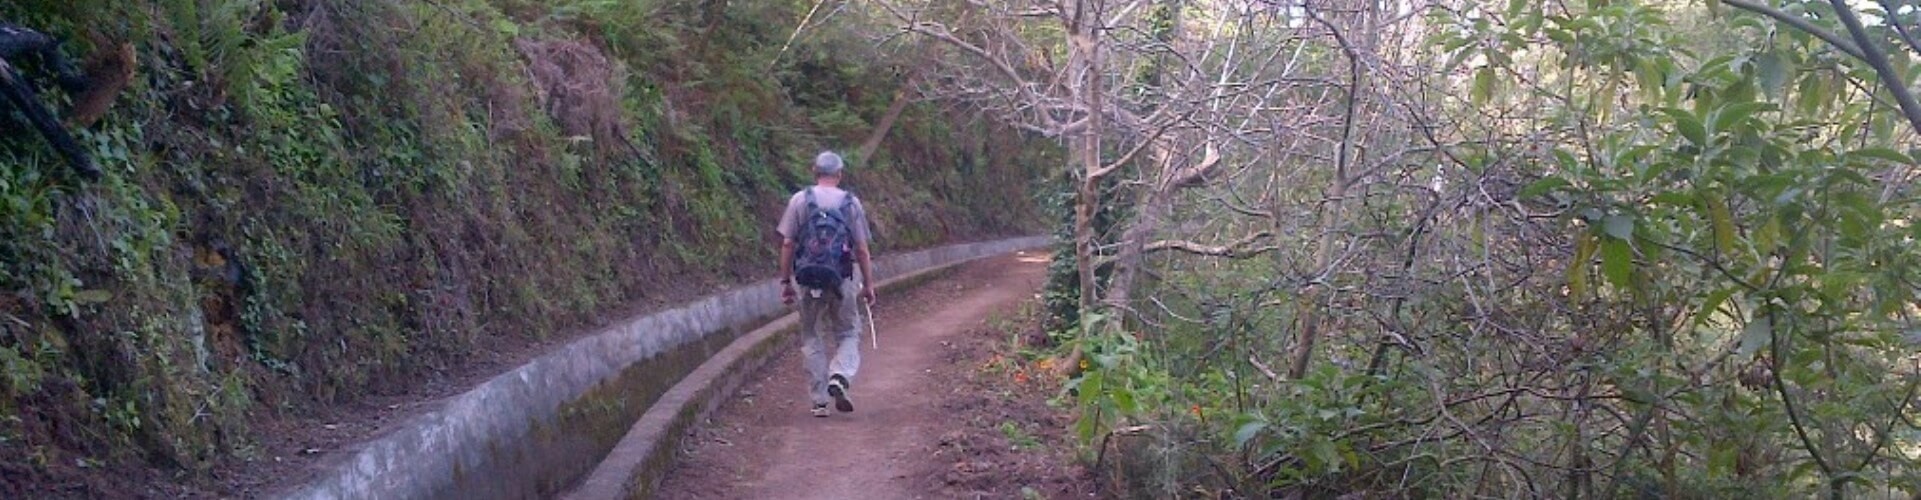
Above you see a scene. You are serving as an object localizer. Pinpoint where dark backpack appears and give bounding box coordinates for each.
[793,188,856,290]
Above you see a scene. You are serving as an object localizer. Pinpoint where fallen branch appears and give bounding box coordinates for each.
[1249,355,1282,382]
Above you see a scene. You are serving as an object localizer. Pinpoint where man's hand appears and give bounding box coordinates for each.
[860,283,876,305]
[782,284,797,305]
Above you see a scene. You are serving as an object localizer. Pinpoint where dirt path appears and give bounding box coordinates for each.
[656,253,1053,499]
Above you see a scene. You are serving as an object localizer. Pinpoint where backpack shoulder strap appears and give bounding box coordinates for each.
[804,187,817,211]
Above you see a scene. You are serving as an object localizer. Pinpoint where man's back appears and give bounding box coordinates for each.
[777,186,871,246]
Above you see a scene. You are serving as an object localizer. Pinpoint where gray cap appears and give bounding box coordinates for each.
[814,151,845,175]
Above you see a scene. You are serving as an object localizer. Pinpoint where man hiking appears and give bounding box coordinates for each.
[778,151,877,417]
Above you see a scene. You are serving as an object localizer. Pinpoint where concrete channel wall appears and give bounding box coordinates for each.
[282,236,1050,500]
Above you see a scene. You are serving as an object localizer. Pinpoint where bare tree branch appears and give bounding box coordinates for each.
[1140,230,1278,259]
[1877,0,1921,56]
[1719,0,1866,61]
[1827,0,1921,136]
[1169,141,1224,188]
[1091,109,1182,179]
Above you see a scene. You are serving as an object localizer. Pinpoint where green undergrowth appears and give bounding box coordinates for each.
[0,0,1053,493]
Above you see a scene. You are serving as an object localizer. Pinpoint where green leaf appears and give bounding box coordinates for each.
[1111,386,1139,413]
[1309,439,1341,471]
[1661,108,1707,146]
[1789,460,1822,482]
[1519,177,1570,198]
[1650,191,1695,207]
[1473,66,1498,105]
[1772,187,1804,207]
[1642,160,1677,186]
[1569,232,1597,299]
[1712,102,1771,135]
[1697,286,1740,326]
[1738,314,1772,357]
[1634,59,1665,102]
[1796,74,1825,115]
[1621,385,1657,405]
[1756,52,1791,97]
[1601,238,1633,289]
[491,18,520,36]
[1442,43,1476,73]
[1233,420,1268,448]
[71,290,112,305]
[1077,372,1103,407]
[1602,214,1635,240]
[1827,167,1874,187]
[1707,198,1737,256]
[1553,149,1580,170]
[1849,147,1917,165]
[1075,411,1100,442]
[1611,145,1659,173]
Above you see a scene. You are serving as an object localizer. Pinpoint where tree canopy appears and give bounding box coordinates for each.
[877,0,1921,496]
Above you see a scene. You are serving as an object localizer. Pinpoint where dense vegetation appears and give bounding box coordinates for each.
[13,0,1921,497]
[0,0,1048,494]
[866,0,1921,497]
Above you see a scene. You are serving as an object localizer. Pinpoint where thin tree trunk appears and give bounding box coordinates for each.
[1102,142,1175,312]
[1289,4,1363,379]
[857,83,916,162]
[1064,0,1107,374]
[1075,163,1100,314]
[856,63,924,162]
[1066,125,1101,371]
[1102,0,1182,314]
[1288,182,1344,377]
[1072,0,1106,317]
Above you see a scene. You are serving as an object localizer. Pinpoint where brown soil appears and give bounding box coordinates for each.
[657,253,1096,499]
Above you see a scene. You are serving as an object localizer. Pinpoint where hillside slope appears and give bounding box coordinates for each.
[0,0,1052,495]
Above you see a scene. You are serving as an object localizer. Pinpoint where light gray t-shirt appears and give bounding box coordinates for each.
[777,186,871,245]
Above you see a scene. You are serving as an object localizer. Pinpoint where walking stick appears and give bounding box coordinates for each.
[863,283,879,350]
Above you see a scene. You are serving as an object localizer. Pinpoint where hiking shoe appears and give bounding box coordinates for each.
[811,404,831,417]
[828,375,854,413]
